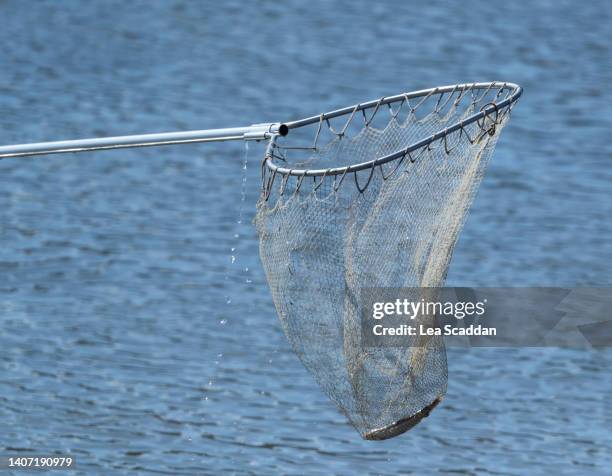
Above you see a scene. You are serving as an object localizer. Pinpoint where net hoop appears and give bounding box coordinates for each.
[263,82,522,178]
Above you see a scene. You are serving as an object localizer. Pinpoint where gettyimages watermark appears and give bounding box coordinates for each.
[361,288,612,348]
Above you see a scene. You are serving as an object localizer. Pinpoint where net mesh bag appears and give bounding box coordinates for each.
[255,83,520,439]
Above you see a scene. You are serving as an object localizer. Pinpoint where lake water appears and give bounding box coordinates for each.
[0,1,611,474]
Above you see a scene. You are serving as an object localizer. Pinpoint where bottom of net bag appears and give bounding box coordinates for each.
[363,396,443,441]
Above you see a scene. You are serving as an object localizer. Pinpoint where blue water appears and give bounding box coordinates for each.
[1,1,611,474]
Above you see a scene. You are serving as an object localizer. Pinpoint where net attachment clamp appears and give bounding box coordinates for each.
[242,123,289,141]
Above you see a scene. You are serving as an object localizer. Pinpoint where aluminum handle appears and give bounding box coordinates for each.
[0,123,288,159]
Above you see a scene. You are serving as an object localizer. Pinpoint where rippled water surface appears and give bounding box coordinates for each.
[1,1,611,474]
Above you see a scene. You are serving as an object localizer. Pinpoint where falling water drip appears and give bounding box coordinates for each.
[223,141,250,306]
[208,142,251,402]
[237,141,249,227]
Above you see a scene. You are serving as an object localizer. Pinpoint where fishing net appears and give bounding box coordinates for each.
[255,83,520,439]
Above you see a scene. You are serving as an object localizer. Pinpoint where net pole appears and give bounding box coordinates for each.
[0,123,288,159]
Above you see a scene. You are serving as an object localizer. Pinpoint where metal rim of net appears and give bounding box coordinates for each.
[261,82,522,198]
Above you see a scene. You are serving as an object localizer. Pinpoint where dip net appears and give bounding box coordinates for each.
[255,83,521,439]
